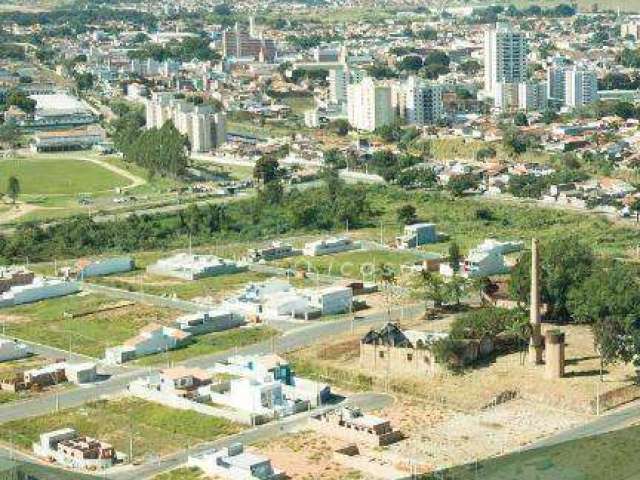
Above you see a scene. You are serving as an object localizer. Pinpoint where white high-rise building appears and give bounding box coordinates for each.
[329,66,349,105]
[518,81,548,111]
[403,76,443,126]
[484,23,528,97]
[564,68,598,108]
[145,92,226,153]
[347,77,393,132]
[494,82,519,111]
[621,21,640,39]
[494,81,548,112]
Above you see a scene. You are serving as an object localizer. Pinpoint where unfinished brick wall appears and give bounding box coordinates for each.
[359,343,441,377]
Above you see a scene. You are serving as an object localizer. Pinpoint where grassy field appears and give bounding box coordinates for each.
[365,188,640,260]
[427,423,640,479]
[153,468,205,480]
[133,325,279,366]
[0,397,242,460]
[0,156,130,195]
[90,270,272,301]
[0,294,179,358]
[275,249,432,280]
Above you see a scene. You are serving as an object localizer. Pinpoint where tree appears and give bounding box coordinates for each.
[613,101,637,120]
[253,156,280,184]
[413,271,448,310]
[509,236,594,322]
[592,315,640,381]
[7,176,20,204]
[449,242,461,273]
[327,119,349,136]
[446,274,467,307]
[514,111,529,126]
[6,90,35,114]
[213,3,232,15]
[376,263,397,320]
[459,60,481,75]
[475,146,496,162]
[447,174,478,197]
[542,109,559,125]
[414,27,437,40]
[0,119,21,147]
[399,55,423,72]
[397,204,417,225]
[567,261,640,324]
[74,72,94,91]
[502,127,529,157]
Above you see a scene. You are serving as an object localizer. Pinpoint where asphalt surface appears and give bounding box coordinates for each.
[0,302,421,426]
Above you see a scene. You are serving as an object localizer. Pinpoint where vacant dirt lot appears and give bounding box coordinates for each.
[253,431,363,479]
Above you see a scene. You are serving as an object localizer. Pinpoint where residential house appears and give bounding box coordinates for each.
[33,428,120,470]
[147,253,246,280]
[302,237,360,256]
[0,339,30,362]
[395,223,439,249]
[0,278,80,308]
[104,323,192,364]
[188,443,284,480]
[174,309,245,335]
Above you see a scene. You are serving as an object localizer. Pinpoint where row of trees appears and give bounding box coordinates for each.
[0,177,376,263]
[112,117,188,178]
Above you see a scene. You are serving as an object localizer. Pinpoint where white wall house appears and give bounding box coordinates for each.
[302,237,359,256]
[76,257,134,279]
[188,444,284,480]
[104,324,191,364]
[0,339,30,362]
[0,278,79,308]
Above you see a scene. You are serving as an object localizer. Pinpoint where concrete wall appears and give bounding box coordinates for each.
[128,382,258,425]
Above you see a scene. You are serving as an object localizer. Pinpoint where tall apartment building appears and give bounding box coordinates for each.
[484,23,528,97]
[547,68,567,104]
[347,77,393,132]
[403,76,443,126]
[221,23,276,62]
[518,81,548,111]
[621,21,640,39]
[493,81,547,112]
[329,66,349,105]
[328,66,364,105]
[564,68,598,108]
[145,92,226,153]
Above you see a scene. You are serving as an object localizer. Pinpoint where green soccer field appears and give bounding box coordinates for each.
[0,156,131,195]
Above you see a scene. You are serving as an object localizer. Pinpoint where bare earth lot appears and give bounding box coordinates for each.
[286,317,637,477]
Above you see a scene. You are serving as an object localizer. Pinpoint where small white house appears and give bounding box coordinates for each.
[0,278,79,308]
[104,324,191,364]
[188,444,284,480]
[0,339,30,362]
[302,237,359,256]
[76,257,134,279]
[309,286,352,315]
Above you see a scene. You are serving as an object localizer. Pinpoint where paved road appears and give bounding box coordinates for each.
[0,303,422,425]
[108,392,394,480]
